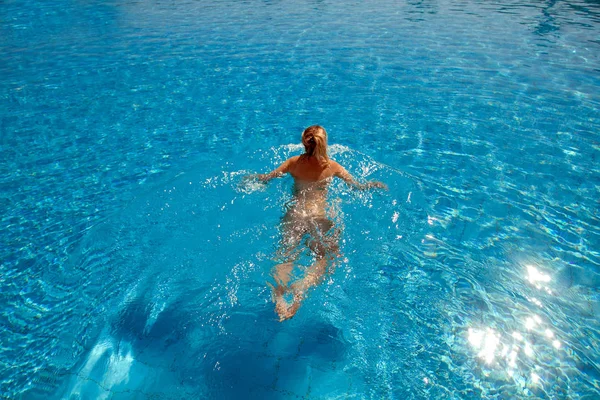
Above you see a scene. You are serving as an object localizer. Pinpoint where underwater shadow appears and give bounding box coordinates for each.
[111,291,349,399]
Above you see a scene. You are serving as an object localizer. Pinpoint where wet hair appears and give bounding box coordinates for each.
[302,125,329,165]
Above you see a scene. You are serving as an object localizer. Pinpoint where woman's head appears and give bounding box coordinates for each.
[302,125,328,162]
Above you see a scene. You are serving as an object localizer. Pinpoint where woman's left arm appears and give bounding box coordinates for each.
[332,161,387,190]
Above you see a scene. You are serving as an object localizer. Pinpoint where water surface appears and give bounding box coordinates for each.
[1,0,599,398]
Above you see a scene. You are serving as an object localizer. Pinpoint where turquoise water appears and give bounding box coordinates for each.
[1,0,599,398]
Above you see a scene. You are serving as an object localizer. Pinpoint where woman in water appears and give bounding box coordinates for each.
[250,125,386,321]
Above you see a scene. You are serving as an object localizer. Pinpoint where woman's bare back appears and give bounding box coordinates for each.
[287,155,340,182]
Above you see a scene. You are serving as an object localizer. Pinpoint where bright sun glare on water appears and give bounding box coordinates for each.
[466,263,563,390]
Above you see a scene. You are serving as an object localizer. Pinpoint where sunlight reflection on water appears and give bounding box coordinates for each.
[466,263,563,389]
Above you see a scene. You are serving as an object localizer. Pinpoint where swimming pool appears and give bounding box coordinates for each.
[1,0,599,398]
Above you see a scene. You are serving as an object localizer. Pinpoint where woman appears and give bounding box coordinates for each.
[250,125,386,321]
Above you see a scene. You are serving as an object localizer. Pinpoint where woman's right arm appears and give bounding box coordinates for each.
[248,157,297,183]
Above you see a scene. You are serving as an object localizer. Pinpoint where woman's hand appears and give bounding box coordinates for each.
[238,174,269,193]
[243,174,268,183]
[366,181,388,190]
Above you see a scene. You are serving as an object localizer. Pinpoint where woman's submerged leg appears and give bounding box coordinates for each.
[269,216,305,321]
[278,217,340,321]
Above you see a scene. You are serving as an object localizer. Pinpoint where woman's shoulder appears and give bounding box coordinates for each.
[327,159,343,171]
[288,155,302,164]
[282,155,301,171]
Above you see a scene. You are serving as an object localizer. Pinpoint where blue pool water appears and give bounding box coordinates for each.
[2,0,600,398]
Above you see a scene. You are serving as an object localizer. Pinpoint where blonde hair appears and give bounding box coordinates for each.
[302,125,329,165]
